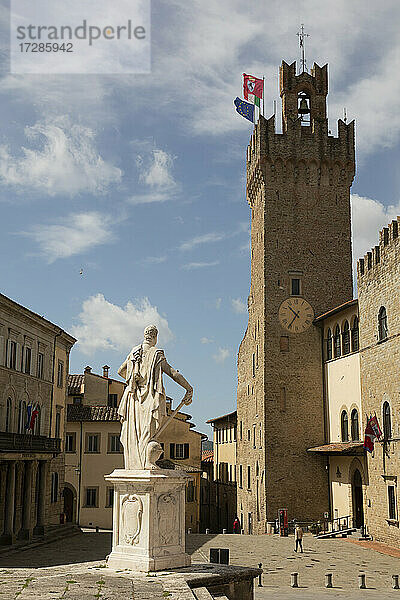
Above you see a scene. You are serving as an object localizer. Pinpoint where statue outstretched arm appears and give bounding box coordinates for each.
[161,360,193,405]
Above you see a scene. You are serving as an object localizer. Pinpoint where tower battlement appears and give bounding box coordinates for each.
[357,217,399,278]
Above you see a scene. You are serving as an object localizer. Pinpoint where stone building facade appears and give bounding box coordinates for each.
[0,293,75,545]
[309,300,367,529]
[236,59,355,533]
[357,218,400,546]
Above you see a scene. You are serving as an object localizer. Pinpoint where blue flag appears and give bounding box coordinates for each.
[25,404,32,430]
[234,97,254,123]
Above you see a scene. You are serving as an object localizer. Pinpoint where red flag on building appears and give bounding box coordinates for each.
[363,415,382,453]
[243,73,263,101]
[29,404,39,430]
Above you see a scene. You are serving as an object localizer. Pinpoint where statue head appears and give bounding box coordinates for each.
[143,325,158,346]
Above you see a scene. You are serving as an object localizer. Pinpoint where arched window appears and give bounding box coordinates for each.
[325,329,332,360]
[341,410,349,442]
[383,401,392,440]
[342,321,350,355]
[351,409,359,441]
[351,317,359,352]
[334,325,341,358]
[298,91,310,125]
[378,307,388,341]
[5,398,12,432]
[18,401,26,434]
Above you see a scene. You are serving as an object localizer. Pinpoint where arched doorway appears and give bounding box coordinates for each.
[63,486,75,523]
[352,469,364,528]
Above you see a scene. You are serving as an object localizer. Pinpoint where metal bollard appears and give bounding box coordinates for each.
[95,526,99,533]
[291,572,299,588]
[205,528,210,534]
[325,573,333,588]
[222,528,227,534]
[358,574,366,589]
[392,575,399,589]
[258,563,263,587]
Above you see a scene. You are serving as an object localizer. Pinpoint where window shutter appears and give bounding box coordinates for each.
[184,443,189,459]
[170,443,175,459]
[6,340,11,368]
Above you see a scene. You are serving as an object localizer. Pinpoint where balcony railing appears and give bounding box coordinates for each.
[0,432,61,454]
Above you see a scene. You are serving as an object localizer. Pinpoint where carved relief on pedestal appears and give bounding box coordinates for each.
[157,492,179,546]
[121,494,143,545]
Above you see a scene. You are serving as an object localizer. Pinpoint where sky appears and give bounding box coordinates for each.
[1,0,400,440]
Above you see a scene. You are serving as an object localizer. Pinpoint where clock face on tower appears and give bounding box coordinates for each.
[278,298,314,333]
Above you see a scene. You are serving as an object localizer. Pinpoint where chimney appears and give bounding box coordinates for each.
[84,365,92,374]
[103,365,110,378]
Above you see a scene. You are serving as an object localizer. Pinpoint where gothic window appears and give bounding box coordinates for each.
[326,329,332,360]
[378,307,388,341]
[341,410,349,442]
[5,398,12,432]
[334,325,341,358]
[351,317,359,352]
[342,321,350,355]
[383,401,392,440]
[351,409,359,441]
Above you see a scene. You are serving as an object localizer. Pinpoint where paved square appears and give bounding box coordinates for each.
[0,530,400,598]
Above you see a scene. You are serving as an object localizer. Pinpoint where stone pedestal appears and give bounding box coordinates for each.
[104,468,191,572]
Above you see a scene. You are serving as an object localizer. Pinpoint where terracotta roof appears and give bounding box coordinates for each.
[67,404,120,422]
[201,450,214,463]
[314,299,358,323]
[68,374,84,395]
[307,441,364,455]
[207,410,237,425]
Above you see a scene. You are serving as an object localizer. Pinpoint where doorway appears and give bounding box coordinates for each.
[63,486,75,522]
[352,469,364,528]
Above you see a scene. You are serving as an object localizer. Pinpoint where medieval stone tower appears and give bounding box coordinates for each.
[236,60,355,533]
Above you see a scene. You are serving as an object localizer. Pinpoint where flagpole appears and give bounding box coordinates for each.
[262,77,265,117]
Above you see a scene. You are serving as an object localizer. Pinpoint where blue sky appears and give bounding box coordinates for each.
[1,1,400,439]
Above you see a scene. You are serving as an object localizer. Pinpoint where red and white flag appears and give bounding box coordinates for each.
[363,415,382,453]
[243,73,263,101]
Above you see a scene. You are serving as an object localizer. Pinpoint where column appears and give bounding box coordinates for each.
[34,460,47,535]
[20,461,34,540]
[1,461,16,544]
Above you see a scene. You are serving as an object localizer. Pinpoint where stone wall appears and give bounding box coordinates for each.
[358,217,400,545]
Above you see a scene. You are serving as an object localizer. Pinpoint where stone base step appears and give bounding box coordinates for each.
[316,527,356,539]
[0,524,82,555]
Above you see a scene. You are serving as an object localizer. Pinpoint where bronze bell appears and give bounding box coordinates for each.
[298,97,310,115]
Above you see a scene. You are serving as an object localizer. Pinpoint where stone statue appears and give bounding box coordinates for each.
[117,325,193,470]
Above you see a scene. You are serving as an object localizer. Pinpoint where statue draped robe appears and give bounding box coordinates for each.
[117,345,167,469]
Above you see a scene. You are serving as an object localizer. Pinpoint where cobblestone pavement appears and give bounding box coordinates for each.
[187,533,400,599]
[1,531,400,599]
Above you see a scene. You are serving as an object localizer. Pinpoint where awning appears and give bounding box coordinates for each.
[307,441,364,456]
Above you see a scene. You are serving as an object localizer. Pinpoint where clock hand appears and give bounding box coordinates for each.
[287,313,299,328]
[288,306,300,318]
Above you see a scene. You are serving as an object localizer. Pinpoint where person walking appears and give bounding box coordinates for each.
[233,516,240,534]
[294,525,303,552]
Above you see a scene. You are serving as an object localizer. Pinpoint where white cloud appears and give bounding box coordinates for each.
[215,298,222,310]
[212,347,230,364]
[139,149,176,189]
[71,294,173,356]
[142,255,167,264]
[231,298,247,314]
[129,146,178,205]
[181,261,219,270]
[179,232,226,251]
[200,337,214,344]
[351,193,400,263]
[0,117,121,197]
[25,212,115,262]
